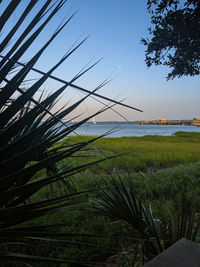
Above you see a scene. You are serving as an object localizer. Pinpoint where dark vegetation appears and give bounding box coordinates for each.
[142,0,200,79]
[0,1,139,265]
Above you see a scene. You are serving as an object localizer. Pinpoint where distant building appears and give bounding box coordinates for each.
[157,115,167,123]
[191,116,200,127]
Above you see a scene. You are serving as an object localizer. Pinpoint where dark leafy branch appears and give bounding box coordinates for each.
[142,0,200,79]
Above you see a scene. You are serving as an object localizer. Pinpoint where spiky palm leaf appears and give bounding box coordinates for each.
[0,0,140,264]
[93,176,200,264]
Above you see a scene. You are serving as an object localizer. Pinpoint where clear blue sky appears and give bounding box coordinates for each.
[2,0,200,121]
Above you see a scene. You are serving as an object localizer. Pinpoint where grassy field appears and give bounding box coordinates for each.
[29,131,200,265]
[64,131,200,174]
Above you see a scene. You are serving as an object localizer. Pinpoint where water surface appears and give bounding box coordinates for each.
[67,122,200,137]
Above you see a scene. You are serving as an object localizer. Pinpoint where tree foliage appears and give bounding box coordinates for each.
[142,0,200,79]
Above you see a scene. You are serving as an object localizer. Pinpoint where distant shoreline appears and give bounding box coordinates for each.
[72,120,192,125]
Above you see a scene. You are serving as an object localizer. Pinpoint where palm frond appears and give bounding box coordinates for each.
[93,176,200,264]
[0,0,140,264]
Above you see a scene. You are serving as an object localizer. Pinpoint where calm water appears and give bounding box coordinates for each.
[67,122,200,137]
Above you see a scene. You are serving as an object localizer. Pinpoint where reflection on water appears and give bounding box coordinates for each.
[63,122,200,137]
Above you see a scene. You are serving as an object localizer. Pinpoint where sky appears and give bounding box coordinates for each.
[1,0,200,121]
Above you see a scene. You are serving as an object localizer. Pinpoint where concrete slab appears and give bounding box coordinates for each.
[144,238,200,267]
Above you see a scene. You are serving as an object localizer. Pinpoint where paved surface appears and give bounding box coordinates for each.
[144,238,200,267]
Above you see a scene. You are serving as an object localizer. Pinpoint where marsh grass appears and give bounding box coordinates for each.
[26,132,200,264]
[29,161,200,264]
[65,131,200,173]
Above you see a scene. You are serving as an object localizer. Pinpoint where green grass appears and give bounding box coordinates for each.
[28,132,200,264]
[64,131,200,174]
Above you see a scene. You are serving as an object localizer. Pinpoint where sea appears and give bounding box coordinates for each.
[66,122,200,138]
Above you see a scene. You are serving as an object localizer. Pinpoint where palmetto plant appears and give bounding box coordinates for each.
[0,0,141,265]
[93,176,200,265]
